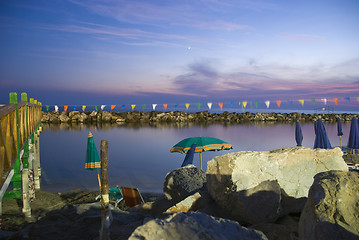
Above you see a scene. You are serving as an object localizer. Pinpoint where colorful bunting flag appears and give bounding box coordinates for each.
[152,104,157,110]
[73,105,77,111]
[265,101,270,108]
[82,105,86,111]
[101,105,106,110]
[207,102,212,110]
[55,105,59,112]
[64,105,68,112]
[357,97,359,101]
[230,102,234,108]
[163,104,167,110]
[276,100,281,108]
[196,103,201,110]
[174,104,178,109]
[111,105,116,110]
[243,101,247,108]
[121,105,125,109]
[142,104,146,109]
[131,104,136,110]
[95,105,98,111]
[254,102,258,108]
[345,97,350,101]
[321,99,327,105]
[185,103,190,110]
[238,101,241,107]
[298,100,304,106]
[46,105,49,112]
[218,102,223,110]
[311,99,316,104]
[333,98,338,105]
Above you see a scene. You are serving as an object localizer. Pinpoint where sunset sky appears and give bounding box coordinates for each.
[1,0,359,110]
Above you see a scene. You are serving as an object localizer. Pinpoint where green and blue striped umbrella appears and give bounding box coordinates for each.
[170,136,232,169]
[85,132,101,188]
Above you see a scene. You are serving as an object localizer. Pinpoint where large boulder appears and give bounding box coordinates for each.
[298,171,359,240]
[129,212,268,240]
[206,147,347,224]
[163,165,206,203]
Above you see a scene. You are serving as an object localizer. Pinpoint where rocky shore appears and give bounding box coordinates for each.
[41,110,359,125]
[2,147,358,240]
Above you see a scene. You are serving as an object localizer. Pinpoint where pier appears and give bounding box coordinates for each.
[0,92,42,223]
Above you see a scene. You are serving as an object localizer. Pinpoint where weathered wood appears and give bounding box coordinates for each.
[100,140,109,207]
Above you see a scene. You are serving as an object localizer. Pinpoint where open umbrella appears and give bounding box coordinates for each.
[181,143,196,167]
[337,117,343,148]
[171,136,232,169]
[314,118,332,149]
[347,117,359,153]
[295,121,303,146]
[85,132,101,189]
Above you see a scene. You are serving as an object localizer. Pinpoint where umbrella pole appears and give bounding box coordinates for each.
[97,170,101,190]
[200,152,202,170]
[340,136,342,149]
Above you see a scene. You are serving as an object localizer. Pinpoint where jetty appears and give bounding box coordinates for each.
[0,92,42,224]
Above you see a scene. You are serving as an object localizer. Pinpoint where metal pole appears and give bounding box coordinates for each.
[200,152,202,170]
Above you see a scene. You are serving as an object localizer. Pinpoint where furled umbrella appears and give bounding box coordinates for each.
[314,118,332,149]
[181,143,196,167]
[295,121,303,146]
[171,136,233,169]
[85,132,101,189]
[337,117,343,149]
[347,117,359,153]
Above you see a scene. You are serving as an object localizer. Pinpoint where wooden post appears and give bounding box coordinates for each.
[21,143,31,218]
[33,132,41,189]
[100,140,111,240]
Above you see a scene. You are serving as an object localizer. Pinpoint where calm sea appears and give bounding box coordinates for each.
[39,121,351,193]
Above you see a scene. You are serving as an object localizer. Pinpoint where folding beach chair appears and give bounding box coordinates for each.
[96,186,124,208]
[120,187,145,207]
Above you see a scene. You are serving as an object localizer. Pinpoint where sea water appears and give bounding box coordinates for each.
[40,121,351,193]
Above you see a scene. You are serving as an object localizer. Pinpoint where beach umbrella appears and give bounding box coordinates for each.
[337,117,343,148]
[171,136,232,169]
[314,118,332,149]
[85,132,101,189]
[295,121,303,146]
[181,143,196,167]
[347,117,359,152]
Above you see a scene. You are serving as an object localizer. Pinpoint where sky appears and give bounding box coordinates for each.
[1,0,359,111]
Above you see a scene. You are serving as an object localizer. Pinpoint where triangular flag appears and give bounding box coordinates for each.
[345,97,350,101]
[333,98,338,105]
[238,101,241,107]
[196,103,201,110]
[298,100,304,106]
[265,101,270,108]
[311,99,316,104]
[73,105,77,111]
[64,105,68,112]
[185,103,190,110]
[230,102,234,108]
[55,105,59,112]
[121,105,125,109]
[276,100,281,108]
[46,105,49,112]
[95,105,98,111]
[142,104,146,109]
[174,104,178,109]
[218,102,223,110]
[254,102,258,108]
[152,104,157,110]
[82,105,86,111]
[357,97,359,101]
[131,104,136,110]
[101,105,106,110]
[207,102,212,110]
[321,98,327,105]
[163,104,167,110]
[243,101,247,108]
[111,105,116,110]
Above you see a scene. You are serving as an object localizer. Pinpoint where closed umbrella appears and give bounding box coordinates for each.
[181,143,196,167]
[314,118,332,149]
[337,117,343,148]
[171,136,232,169]
[295,121,303,146]
[347,117,359,153]
[85,132,101,189]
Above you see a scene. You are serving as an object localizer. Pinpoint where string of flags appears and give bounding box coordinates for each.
[45,97,358,112]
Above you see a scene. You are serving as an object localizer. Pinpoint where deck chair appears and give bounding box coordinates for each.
[120,187,145,207]
[95,186,124,208]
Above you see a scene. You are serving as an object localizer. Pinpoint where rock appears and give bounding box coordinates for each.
[58,112,70,123]
[165,192,202,213]
[101,111,112,122]
[163,165,206,203]
[298,171,359,240]
[129,212,268,240]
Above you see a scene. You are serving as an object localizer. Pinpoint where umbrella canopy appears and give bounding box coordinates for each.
[347,117,359,150]
[85,132,101,170]
[171,136,232,169]
[181,143,196,167]
[314,118,332,149]
[295,121,303,146]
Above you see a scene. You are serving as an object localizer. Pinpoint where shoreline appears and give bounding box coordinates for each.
[41,110,359,125]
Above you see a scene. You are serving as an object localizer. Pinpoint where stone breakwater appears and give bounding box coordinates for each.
[41,110,359,124]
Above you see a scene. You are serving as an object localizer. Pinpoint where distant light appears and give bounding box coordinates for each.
[187,46,191,50]
[322,107,325,111]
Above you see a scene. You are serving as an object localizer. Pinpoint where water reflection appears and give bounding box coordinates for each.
[39,122,351,193]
